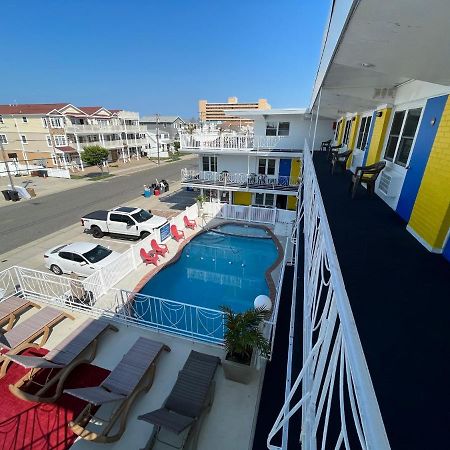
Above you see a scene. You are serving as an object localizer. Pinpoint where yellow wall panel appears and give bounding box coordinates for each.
[347,115,360,168]
[287,196,297,210]
[336,118,345,145]
[290,158,302,180]
[233,191,251,206]
[366,108,391,166]
[408,98,450,250]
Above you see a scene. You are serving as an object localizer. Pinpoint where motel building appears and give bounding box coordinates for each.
[179,109,333,210]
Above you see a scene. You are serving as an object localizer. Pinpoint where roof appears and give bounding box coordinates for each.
[0,103,69,115]
[140,115,184,124]
[224,108,308,117]
[78,106,106,115]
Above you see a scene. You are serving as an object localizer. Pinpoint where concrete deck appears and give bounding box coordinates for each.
[5,303,262,450]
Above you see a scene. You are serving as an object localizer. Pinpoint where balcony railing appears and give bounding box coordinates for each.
[66,124,142,134]
[180,132,283,151]
[181,169,300,190]
[267,141,389,450]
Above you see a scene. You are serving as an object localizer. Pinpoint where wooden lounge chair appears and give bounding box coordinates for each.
[0,295,39,332]
[140,248,159,266]
[139,350,221,450]
[7,318,118,403]
[183,215,196,230]
[349,161,386,198]
[330,149,352,174]
[0,306,74,378]
[65,337,170,443]
[171,224,185,242]
[151,239,169,257]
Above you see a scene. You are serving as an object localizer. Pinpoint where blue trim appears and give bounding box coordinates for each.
[396,95,448,222]
[443,237,450,263]
[362,111,377,166]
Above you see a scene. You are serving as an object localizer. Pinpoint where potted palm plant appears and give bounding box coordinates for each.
[220,306,271,384]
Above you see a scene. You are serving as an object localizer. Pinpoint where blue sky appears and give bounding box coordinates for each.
[1,0,330,118]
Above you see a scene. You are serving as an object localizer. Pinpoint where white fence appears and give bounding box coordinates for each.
[202,202,296,227]
[47,168,71,178]
[268,143,390,449]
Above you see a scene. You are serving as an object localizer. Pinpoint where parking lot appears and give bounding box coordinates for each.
[0,186,197,274]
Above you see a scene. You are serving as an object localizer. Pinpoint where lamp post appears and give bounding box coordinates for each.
[156,113,160,166]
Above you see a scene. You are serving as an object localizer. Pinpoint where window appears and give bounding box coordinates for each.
[72,254,86,263]
[20,135,27,144]
[258,158,276,175]
[22,116,28,123]
[53,135,67,146]
[265,122,277,136]
[42,117,48,128]
[342,120,352,145]
[278,122,290,136]
[202,156,217,172]
[385,107,422,166]
[46,135,53,147]
[356,116,372,151]
[109,214,129,223]
[0,116,3,124]
[50,117,62,128]
[254,193,275,207]
[83,245,113,263]
[266,122,290,136]
[334,119,342,141]
[0,134,7,144]
[58,252,73,261]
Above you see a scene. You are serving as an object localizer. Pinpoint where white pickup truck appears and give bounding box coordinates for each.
[81,206,168,239]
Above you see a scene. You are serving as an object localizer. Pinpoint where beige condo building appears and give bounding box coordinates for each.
[198,97,270,124]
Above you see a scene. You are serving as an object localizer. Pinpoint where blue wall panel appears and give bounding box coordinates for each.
[279,159,291,176]
[443,237,450,263]
[396,95,448,222]
[362,111,377,166]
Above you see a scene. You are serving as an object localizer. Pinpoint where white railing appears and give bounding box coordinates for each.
[267,143,390,449]
[47,168,71,179]
[116,290,225,344]
[202,202,296,227]
[4,265,225,345]
[180,132,283,151]
[181,169,300,189]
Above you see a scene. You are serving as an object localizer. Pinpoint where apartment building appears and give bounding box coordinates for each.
[140,115,186,140]
[0,103,149,171]
[179,108,333,210]
[198,97,270,124]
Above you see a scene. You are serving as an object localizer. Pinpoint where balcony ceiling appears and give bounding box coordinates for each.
[316,0,450,118]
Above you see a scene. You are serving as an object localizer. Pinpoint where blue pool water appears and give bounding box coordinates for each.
[139,226,278,312]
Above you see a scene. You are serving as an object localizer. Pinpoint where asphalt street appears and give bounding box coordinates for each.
[0,157,197,255]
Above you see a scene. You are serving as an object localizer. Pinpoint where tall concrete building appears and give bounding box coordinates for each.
[198,97,270,124]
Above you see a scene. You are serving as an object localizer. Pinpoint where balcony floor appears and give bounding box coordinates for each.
[182,179,298,192]
[313,152,450,449]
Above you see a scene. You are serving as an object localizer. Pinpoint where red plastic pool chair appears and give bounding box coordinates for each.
[151,239,169,257]
[171,224,185,242]
[183,215,197,229]
[140,248,158,266]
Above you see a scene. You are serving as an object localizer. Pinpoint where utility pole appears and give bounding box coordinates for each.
[0,140,15,191]
[156,113,160,166]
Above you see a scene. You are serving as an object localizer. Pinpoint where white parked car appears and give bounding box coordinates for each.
[44,242,121,277]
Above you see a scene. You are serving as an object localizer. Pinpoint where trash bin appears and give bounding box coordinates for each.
[154,189,160,196]
[1,190,11,201]
[9,190,20,202]
[144,188,152,198]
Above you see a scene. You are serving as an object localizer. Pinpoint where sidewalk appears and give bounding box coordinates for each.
[0,155,195,208]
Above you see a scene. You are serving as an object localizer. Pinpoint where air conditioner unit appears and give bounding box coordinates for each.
[378,171,403,197]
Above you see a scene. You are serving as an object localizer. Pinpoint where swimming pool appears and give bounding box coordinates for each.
[138,224,279,313]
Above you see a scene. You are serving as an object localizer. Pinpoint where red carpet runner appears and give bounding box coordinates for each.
[0,348,110,450]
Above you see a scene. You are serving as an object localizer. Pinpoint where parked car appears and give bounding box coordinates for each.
[81,206,168,240]
[44,242,121,276]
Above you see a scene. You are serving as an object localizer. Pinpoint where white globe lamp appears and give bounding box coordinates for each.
[254,294,272,311]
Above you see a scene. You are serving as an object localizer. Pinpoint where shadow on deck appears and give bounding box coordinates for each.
[313,151,450,449]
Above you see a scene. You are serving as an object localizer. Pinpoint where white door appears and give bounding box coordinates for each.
[108,213,139,236]
[71,252,95,276]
